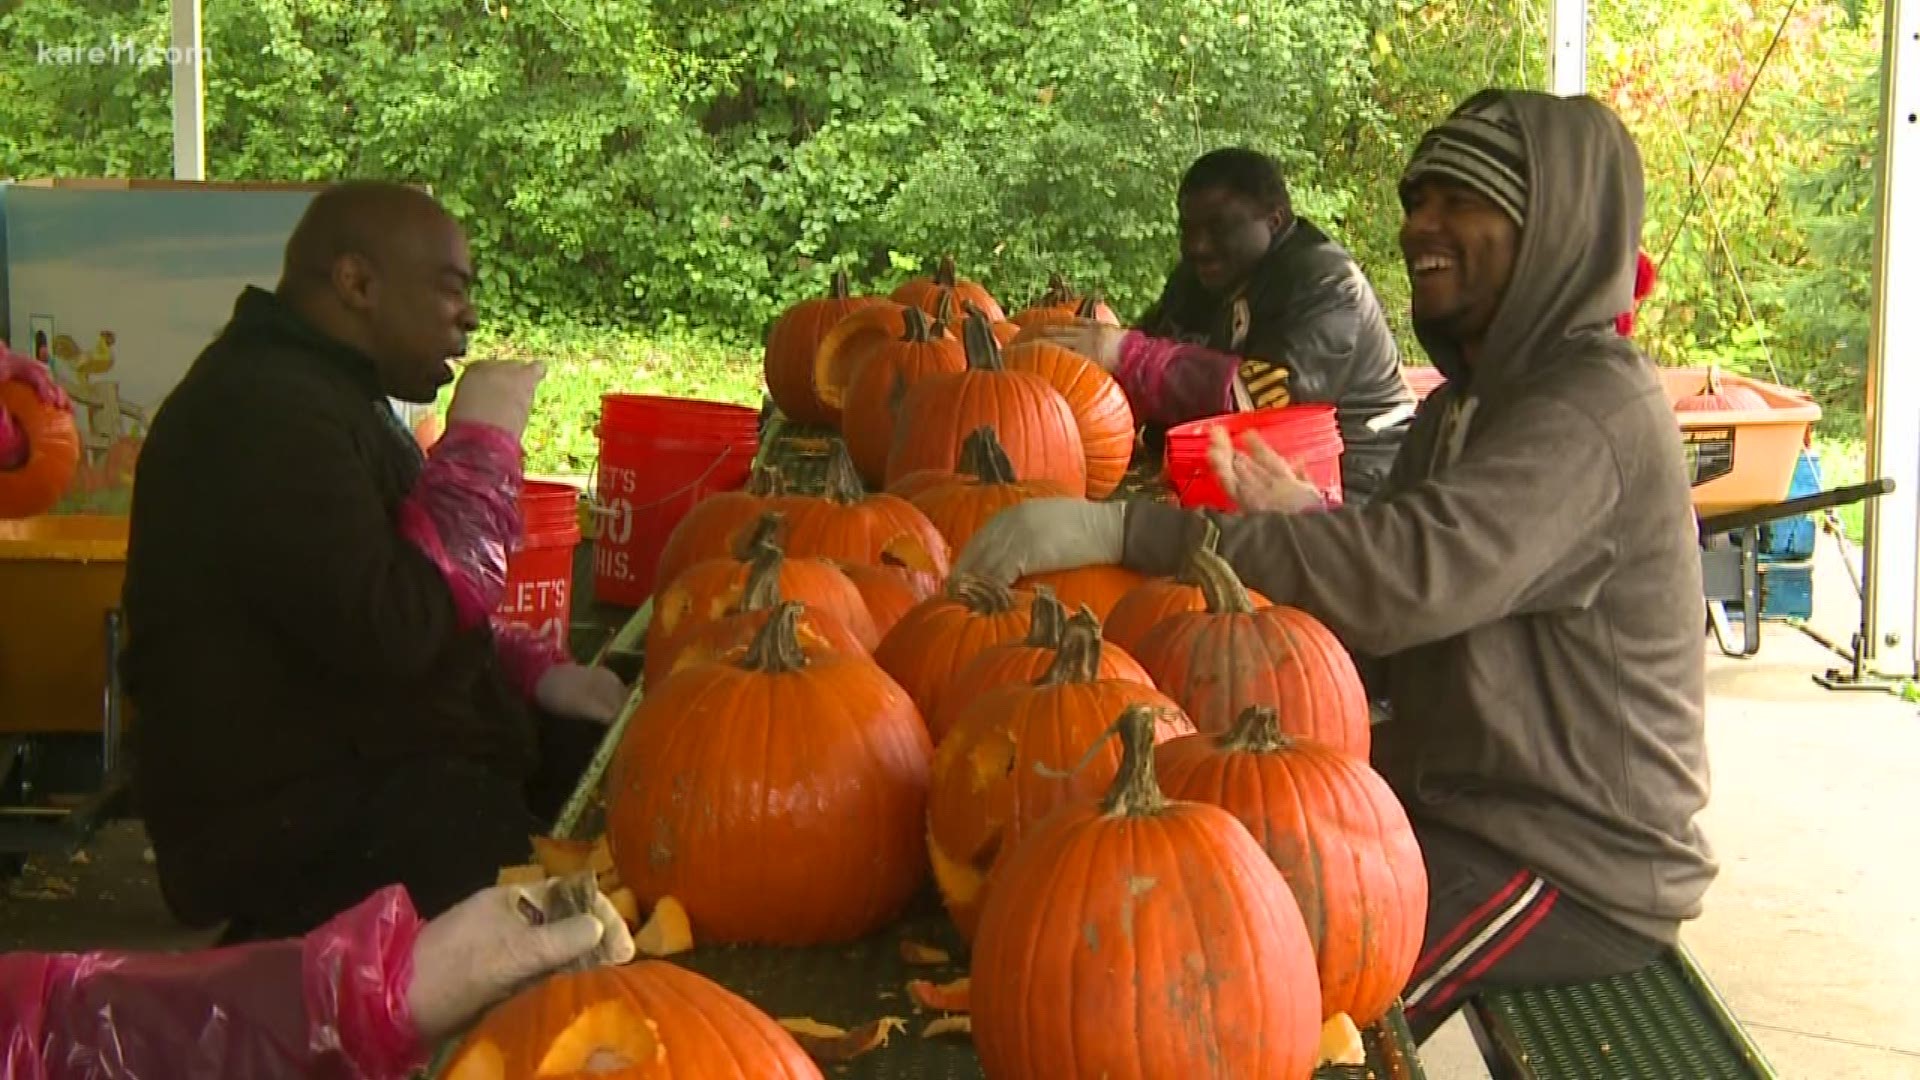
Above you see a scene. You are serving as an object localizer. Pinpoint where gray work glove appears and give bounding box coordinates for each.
[951,498,1129,585]
[446,360,545,440]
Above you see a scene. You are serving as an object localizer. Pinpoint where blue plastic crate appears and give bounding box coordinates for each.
[1727,557,1815,622]
[1758,449,1822,560]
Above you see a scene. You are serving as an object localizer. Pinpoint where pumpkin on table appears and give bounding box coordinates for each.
[764,270,886,426]
[768,441,951,577]
[1130,538,1369,754]
[830,559,942,639]
[889,424,1076,553]
[658,538,873,681]
[442,960,824,1079]
[883,309,1087,495]
[1157,705,1427,1026]
[651,464,786,601]
[609,602,932,945]
[1014,564,1150,623]
[1102,517,1273,653]
[928,593,1154,743]
[1674,364,1768,412]
[0,380,81,519]
[840,304,970,486]
[871,573,1040,726]
[927,613,1193,939]
[1009,272,1121,330]
[890,254,1005,323]
[997,333,1135,499]
[811,301,929,427]
[969,704,1323,1080]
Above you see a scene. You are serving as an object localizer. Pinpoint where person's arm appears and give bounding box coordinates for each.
[1234,270,1367,406]
[1121,395,1625,657]
[491,620,568,699]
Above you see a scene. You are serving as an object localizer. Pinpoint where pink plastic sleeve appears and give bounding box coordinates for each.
[0,885,427,1080]
[492,619,568,700]
[1113,330,1242,425]
[397,420,526,630]
[0,406,23,471]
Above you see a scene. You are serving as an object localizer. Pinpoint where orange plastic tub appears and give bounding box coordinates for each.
[0,514,128,734]
[1660,367,1821,517]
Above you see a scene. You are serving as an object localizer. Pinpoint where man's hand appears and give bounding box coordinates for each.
[1,345,70,411]
[1026,319,1128,371]
[535,663,628,723]
[952,498,1128,584]
[446,360,545,440]
[1206,426,1327,514]
[406,881,636,1043]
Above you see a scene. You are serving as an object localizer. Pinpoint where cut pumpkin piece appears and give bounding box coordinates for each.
[906,976,971,1013]
[443,1038,506,1080]
[606,886,641,929]
[496,863,546,887]
[634,895,694,957]
[922,1016,972,1038]
[1317,1013,1365,1066]
[776,1016,906,1063]
[899,940,951,965]
[536,1001,664,1075]
[532,836,596,876]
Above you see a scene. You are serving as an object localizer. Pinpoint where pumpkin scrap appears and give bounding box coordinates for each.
[922,1016,973,1039]
[906,976,971,1013]
[531,835,595,876]
[606,886,641,928]
[776,1016,906,1063]
[1318,1014,1366,1066]
[495,863,546,887]
[898,940,952,965]
[633,895,694,957]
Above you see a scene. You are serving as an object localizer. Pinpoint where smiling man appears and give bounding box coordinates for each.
[122,181,628,944]
[1030,148,1414,504]
[952,91,1715,1042]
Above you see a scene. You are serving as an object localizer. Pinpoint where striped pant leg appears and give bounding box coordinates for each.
[1401,862,1563,1041]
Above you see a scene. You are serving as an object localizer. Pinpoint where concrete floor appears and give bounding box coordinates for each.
[4,525,1917,1077]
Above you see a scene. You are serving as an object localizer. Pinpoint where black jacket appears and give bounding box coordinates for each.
[1140,218,1413,502]
[121,288,536,905]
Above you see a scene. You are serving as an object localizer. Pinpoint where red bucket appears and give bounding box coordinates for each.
[592,394,760,605]
[1165,405,1345,511]
[496,479,582,653]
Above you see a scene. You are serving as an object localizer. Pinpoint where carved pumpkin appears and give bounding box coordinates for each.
[929,595,1156,744]
[645,514,878,687]
[1157,705,1428,1026]
[768,442,951,576]
[970,705,1323,1079]
[1129,540,1368,754]
[765,271,886,426]
[832,559,941,640]
[0,381,81,519]
[1009,273,1122,330]
[812,301,925,425]
[890,425,1076,553]
[891,254,1005,323]
[839,305,970,487]
[1015,564,1150,623]
[883,310,1087,495]
[871,574,1038,724]
[443,961,824,1079]
[609,603,932,945]
[662,540,872,680]
[1103,518,1273,653]
[1674,365,1768,412]
[928,615,1193,939]
[997,337,1135,498]
[652,464,786,601]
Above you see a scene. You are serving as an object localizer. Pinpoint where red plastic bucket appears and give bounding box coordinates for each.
[495,480,583,653]
[592,394,760,605]
[1165,405,1345,511]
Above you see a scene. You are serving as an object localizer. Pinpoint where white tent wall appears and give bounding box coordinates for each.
[162,0,1920,677]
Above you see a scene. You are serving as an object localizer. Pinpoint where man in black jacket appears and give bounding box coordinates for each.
[1034,148,1415,503]
[122,181,627,942]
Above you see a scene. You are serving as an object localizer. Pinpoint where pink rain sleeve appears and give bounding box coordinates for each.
[0,885,428,1080]
[490,619,568,700]
[1112,331,1242,425]
[0,405,22,471]
[396,420,526,631]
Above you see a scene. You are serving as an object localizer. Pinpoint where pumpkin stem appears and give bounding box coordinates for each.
[949,572,1019,615]
[829,269,852,300]
[1191,541,1256,614]
[739,601,810,674]
[1099,704,1171,817]
[822,441,867,505]
[1036,608,1105,686]
[934,254,958,288]
[1040,272,1074,307]
[744,464,787,497]
[1022,587,1067,647]
[1702,364,1723,396]
[734,512,785,562]
[901,305,939,344]
[1218,705,1292,754]
[956,425,1020,484]
[933,290,958,337]
[1074,290,1105,319]
[1175,516,1221,585]
[737,537,787,612]
[961,307,1005,371]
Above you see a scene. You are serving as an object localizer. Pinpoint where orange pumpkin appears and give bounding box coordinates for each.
[997,337,1134,499]
[883,309,1087,495]
[768,442,951,576]
[1103,517,1273,653]
[651,464,786,601]
[1157,705,1428,1026]
[1674,364,1767,412]
[1014,564,1149,623]
[609,602,933,945]
[1009,273,1122,330]
[832,559,941,640]
[929,597,1155,744]
[970,704,1323,1079]
[1129,539,1369,754]
[645,514,879,687]
[661,540,873,681]
[891,254,1005,323]
[764,271,886,426]
[840,305,970,486]
[0,381,81,518]
[928,615,1193,938]
[812,301,925,425]
[871,573,1038,724]
[442,961,824,1079]
[890,425,1076,553]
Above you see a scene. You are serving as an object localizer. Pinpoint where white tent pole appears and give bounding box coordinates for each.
[1859,0,1920,678]
[1549,0,1589,95]
[170,0,206,180]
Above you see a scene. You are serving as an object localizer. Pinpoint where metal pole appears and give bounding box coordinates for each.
[169,0,206,180]
[1549,0,1589,96]
[1859,0,1920,678]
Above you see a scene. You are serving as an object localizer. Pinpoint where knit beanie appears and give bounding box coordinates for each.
[1401,90,1530,229]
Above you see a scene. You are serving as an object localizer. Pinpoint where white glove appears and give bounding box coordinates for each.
[535,663,629,723]
[1026,319,1126,370]
[446,360,545,439]
[952,498,1129,585]
[406,881,636,1043]
[1206,426,1328,514]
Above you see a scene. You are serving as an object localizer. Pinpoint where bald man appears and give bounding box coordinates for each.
[121,181,628,943]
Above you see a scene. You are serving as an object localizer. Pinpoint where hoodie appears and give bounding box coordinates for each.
[1120,92,1715,943]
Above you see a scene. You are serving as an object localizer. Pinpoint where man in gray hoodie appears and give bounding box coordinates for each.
[951,89,1716,1041]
